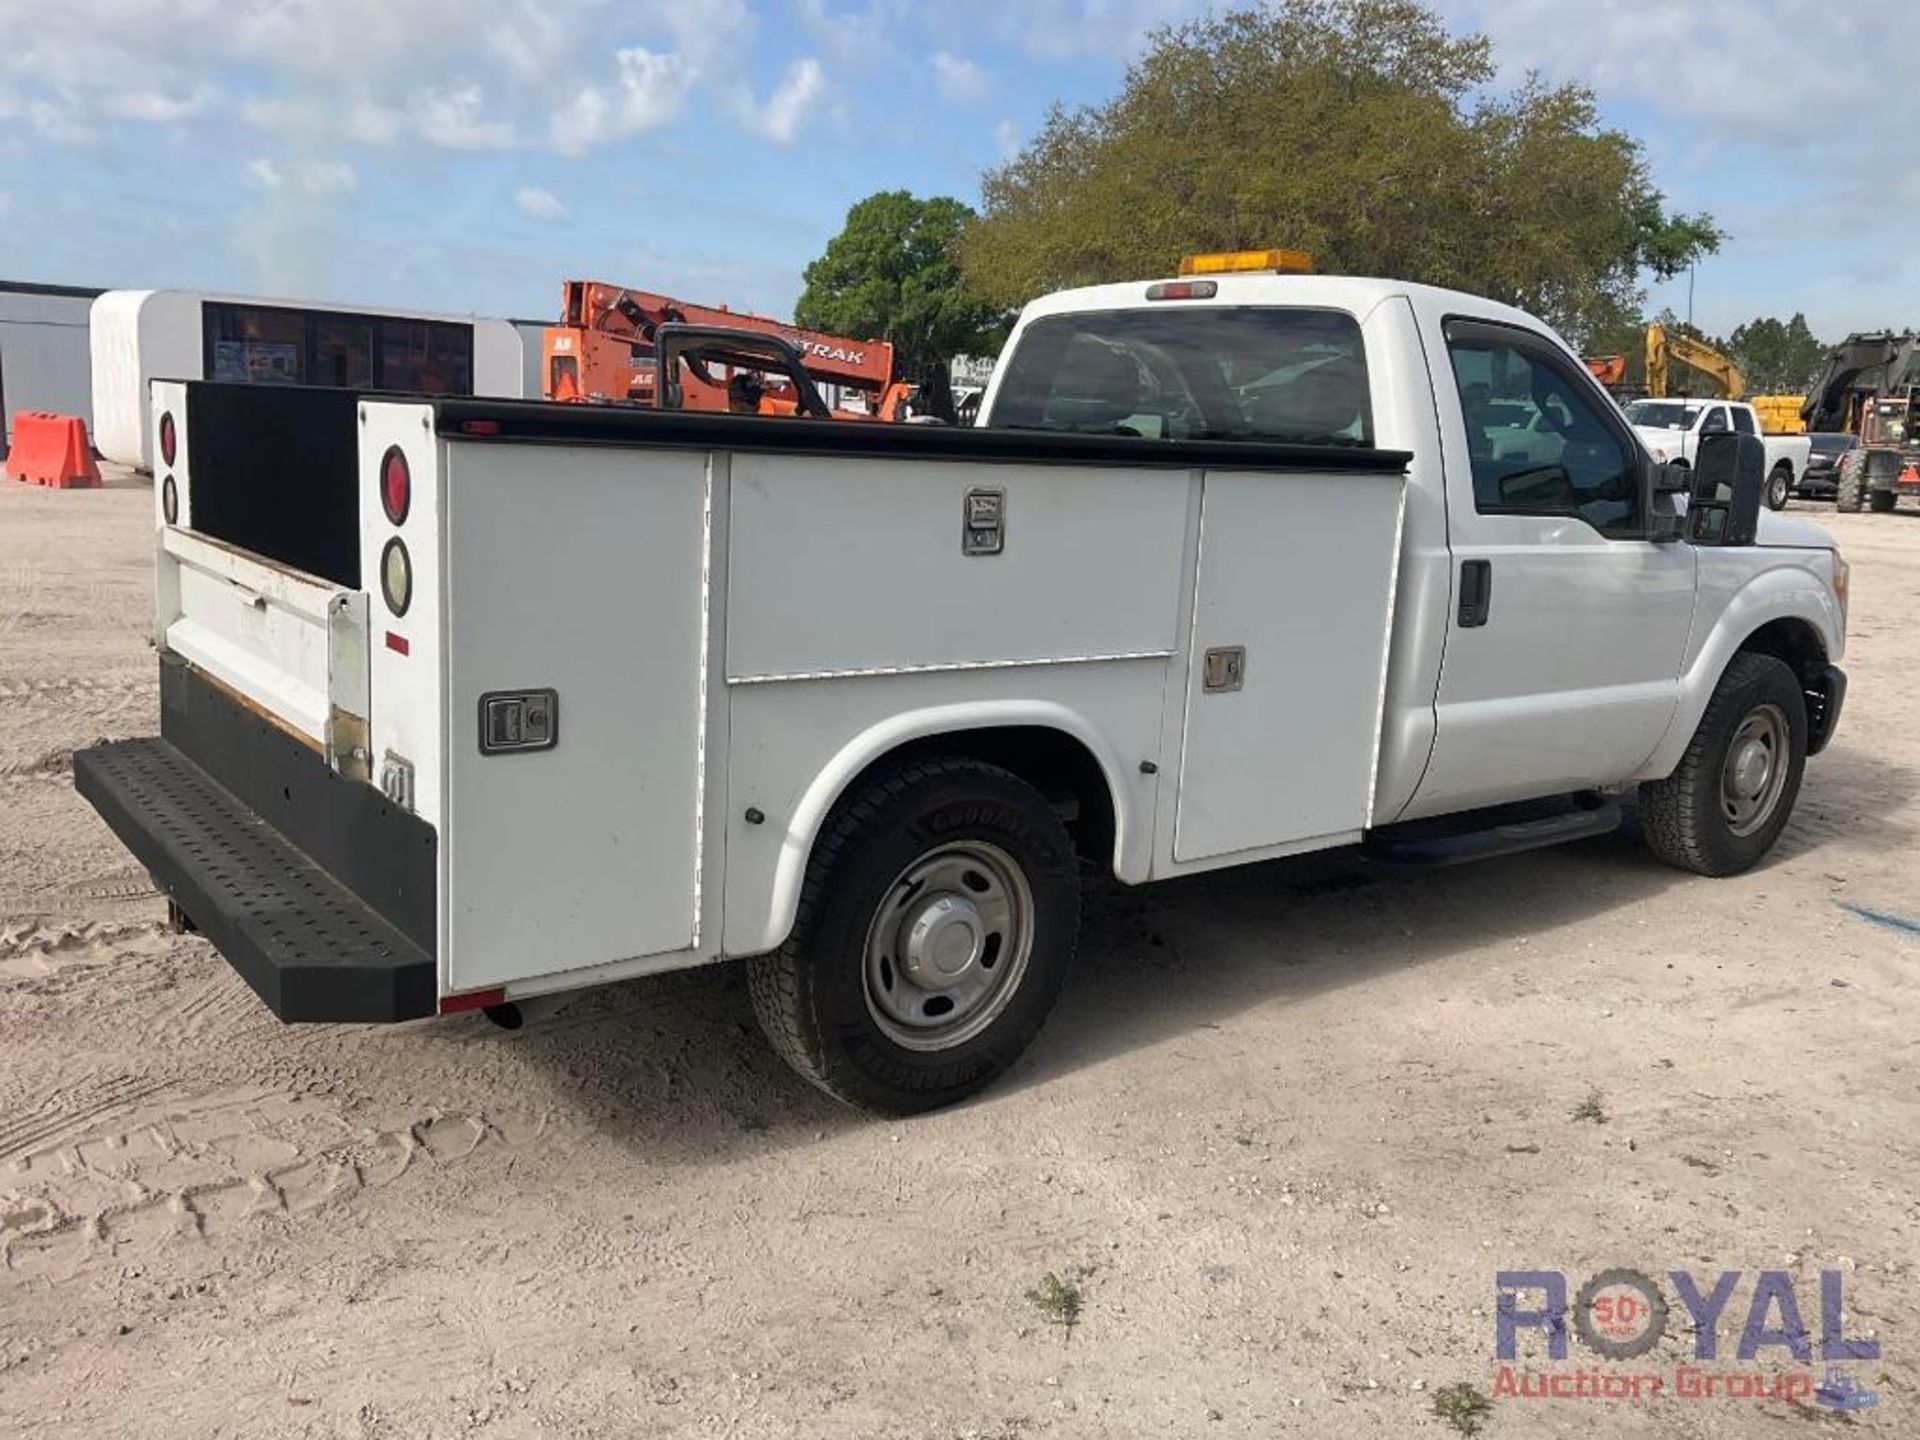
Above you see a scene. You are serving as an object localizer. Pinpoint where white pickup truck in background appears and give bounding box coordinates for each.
[75,255,1850,1114]
[1624,397,1812,511]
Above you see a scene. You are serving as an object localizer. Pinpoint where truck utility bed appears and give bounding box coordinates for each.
[86,376,1411,1022]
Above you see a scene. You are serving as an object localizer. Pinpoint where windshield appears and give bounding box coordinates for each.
[985,306,1373,445]
[1622,400,1699,430]
[1874,403,1909,446]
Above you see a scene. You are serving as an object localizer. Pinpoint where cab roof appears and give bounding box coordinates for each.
[1015,271,1553,338]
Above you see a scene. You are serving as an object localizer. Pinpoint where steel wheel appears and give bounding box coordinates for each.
[1721,703,1790,837]
[863,840,1035,1052]
[1766,467,1791,510]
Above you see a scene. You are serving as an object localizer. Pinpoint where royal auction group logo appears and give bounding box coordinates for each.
[1495,1268,1880,1411]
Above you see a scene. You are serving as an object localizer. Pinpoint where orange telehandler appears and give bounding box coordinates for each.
[542,280,916,421]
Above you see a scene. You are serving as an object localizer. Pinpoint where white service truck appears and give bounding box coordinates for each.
[1623,397,1812,512]
[75,258,1851,1114]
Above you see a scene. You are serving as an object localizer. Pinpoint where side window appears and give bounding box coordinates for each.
[1447,331,1640,537]
[204,303,307,385]
[1700,406,1730,435]
[1730,406,1756,436]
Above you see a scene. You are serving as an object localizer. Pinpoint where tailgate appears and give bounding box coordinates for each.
[80,379,446,1022]
[151,379,372,774]
[158,525,352,747]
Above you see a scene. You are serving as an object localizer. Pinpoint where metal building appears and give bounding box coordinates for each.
[0,281,102,449]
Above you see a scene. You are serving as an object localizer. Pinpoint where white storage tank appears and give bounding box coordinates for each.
[91,290,525,470]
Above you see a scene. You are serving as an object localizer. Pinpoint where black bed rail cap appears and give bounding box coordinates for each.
[424,396,1412,474]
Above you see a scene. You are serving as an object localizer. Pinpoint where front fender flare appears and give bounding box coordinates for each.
[1636,563,1842,782]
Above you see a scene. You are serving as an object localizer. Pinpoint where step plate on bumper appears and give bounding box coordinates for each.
[74,738,435,1022]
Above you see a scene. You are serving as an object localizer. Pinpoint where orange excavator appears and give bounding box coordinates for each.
[542,280,915,421]
[1584,354,1627,387]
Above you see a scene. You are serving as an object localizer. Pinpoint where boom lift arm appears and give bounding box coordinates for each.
[543,280,914,420]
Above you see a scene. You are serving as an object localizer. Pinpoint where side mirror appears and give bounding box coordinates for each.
[1643,458,1690,543]
[1686,432,1765,546]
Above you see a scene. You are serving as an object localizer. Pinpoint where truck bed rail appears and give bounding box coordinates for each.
[430,395,1415,473]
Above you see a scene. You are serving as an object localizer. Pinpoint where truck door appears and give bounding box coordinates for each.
[1698,405,1731,459]
[1407,317,1697,818]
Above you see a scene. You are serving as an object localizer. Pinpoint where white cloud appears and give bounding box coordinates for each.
[414,85,517,151]
[102,86,212,124]
[1439,0,1847,149]
[28,100,94,144]
[485,3,573,85]
[301,161,357,196]
[738,57,825,145]
[551,46,693,154]
[983,0,1203,58]
[0,0,802,156]
[931,51,989,104]
[246,157,356,195]
[515,186,567,221]
[796,0,896,70]
[994,117,1022,161]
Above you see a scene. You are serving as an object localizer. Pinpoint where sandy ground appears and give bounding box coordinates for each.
[1,469,1916,1439]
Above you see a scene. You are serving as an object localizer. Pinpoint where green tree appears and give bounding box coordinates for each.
[1726,314,1827,393]
[795,191,1008,421]
[960,0,1721,347]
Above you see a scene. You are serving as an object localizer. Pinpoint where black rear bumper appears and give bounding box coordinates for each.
[72,657,438,1023]
[75,737,435,1021]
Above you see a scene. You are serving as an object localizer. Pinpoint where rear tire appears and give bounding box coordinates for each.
[1869,488,1897,513]
[1765,465,1792,511]
[747,755,1080,1114]
[1834,449,1867,512]
[1639,653,1806,877]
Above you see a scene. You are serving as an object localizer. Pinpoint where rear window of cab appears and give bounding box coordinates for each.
[985,306,1373,447]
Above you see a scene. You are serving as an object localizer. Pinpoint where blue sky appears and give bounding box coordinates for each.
[0,1,1907,341]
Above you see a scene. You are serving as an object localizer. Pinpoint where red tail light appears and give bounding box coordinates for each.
[380,446,411,525]
[159,411,177,467]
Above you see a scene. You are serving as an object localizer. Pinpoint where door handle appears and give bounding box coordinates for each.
[1458,559,1492,628]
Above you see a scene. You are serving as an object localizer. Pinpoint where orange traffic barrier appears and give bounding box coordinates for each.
[7,411,101,489]
[1902,463,1919,483]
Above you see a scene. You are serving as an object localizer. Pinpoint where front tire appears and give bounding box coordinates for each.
[1765,465,1792,511]
[1639,653,1807,876]
[1869,488,1897,513]
[1834,449,1867,512]
[748,756,1080,1113]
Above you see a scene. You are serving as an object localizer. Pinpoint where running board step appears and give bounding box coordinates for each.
[1364,797,1622,868]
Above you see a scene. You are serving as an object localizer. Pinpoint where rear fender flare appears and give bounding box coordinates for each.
[732,700,1140,958]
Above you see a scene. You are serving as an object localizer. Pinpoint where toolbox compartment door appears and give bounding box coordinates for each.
[1173,469,1406,861]
[441,441,710,989]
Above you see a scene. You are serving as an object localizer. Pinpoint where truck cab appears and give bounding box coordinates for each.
[983,267,1844,822]
[75,256,1849,1114]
